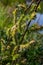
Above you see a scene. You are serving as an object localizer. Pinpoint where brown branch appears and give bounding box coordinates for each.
[24,0,34,13]
[19,0,41,44]
[11,0,41,64]
[30,25,43,31]
[20,40,35,50]
[34,0,41,12]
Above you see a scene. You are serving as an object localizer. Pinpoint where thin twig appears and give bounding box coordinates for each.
[20,0,41,44]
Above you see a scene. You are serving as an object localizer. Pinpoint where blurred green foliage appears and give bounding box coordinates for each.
[38,2,43,13]
[0,0,43,65]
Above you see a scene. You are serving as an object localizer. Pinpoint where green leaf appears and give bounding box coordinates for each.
[13,54,20,60]
[37,2,43,13]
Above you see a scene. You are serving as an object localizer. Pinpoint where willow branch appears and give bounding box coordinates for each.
[30,25,43,31]
[24,0,34,13]
[20,40,35,51]
[20,0,41,44]
[11,1,42,65]
[34,0,41,12]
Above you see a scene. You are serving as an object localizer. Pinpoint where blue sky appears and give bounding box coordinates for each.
[30,13,43,26]
[38,14,43,25]
[29,13,43,34]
